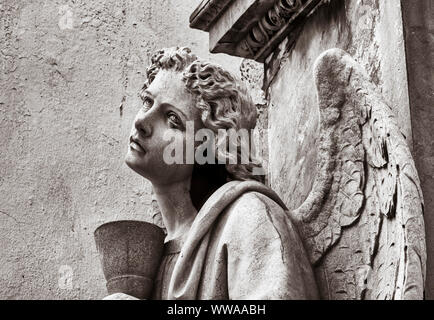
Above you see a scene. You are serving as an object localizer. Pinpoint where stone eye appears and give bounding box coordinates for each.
[142,96,153,111]
[167,112,181,127]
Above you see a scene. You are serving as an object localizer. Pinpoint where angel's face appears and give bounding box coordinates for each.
[125,70,204,186]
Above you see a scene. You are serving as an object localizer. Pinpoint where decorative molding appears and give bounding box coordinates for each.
[189,0,234,32]
[190,0,328,62]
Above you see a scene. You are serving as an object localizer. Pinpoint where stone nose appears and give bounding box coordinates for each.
[134,108,153,138]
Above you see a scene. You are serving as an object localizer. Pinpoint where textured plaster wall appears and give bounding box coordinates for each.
[265,0,411,212]
[0,0,247,300]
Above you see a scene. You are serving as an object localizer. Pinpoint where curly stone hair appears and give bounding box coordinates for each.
[141,47,264,183]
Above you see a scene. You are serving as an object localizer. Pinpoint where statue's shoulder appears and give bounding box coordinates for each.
[215,190,295,245]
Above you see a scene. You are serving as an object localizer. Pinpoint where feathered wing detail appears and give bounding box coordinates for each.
[290,49,426,299]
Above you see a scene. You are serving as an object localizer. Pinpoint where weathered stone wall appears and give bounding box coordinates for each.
[265,0,411,213]
[401,0,434,300]
[0,0,245,300]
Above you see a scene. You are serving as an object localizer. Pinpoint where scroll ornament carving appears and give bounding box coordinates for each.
[290,49,426,299]
[236,0,310,58]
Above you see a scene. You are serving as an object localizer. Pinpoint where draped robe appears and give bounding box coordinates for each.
[152,180,319,299]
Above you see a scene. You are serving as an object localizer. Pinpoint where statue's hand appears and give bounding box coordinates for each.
[103,293,140,300]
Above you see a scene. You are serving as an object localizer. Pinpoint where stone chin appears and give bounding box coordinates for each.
[124,147,148,178]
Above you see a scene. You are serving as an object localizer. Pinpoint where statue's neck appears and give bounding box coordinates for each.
[152,181,198,242]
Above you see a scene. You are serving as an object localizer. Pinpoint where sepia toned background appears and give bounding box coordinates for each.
[1,0,432,300]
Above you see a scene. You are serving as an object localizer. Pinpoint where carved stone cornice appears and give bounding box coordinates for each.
[189,0,234,32]
[190,0,327,62]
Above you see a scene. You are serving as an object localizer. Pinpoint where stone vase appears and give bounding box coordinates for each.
[94,220,165,299]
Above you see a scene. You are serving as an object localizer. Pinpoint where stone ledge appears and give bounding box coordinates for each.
[190,0,329,62]
[189,0,234,32]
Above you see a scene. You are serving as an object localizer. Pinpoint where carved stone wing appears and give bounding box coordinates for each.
[290,49,426,299]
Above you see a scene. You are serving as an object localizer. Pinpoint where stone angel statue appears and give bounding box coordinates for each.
[105,47,425,300]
